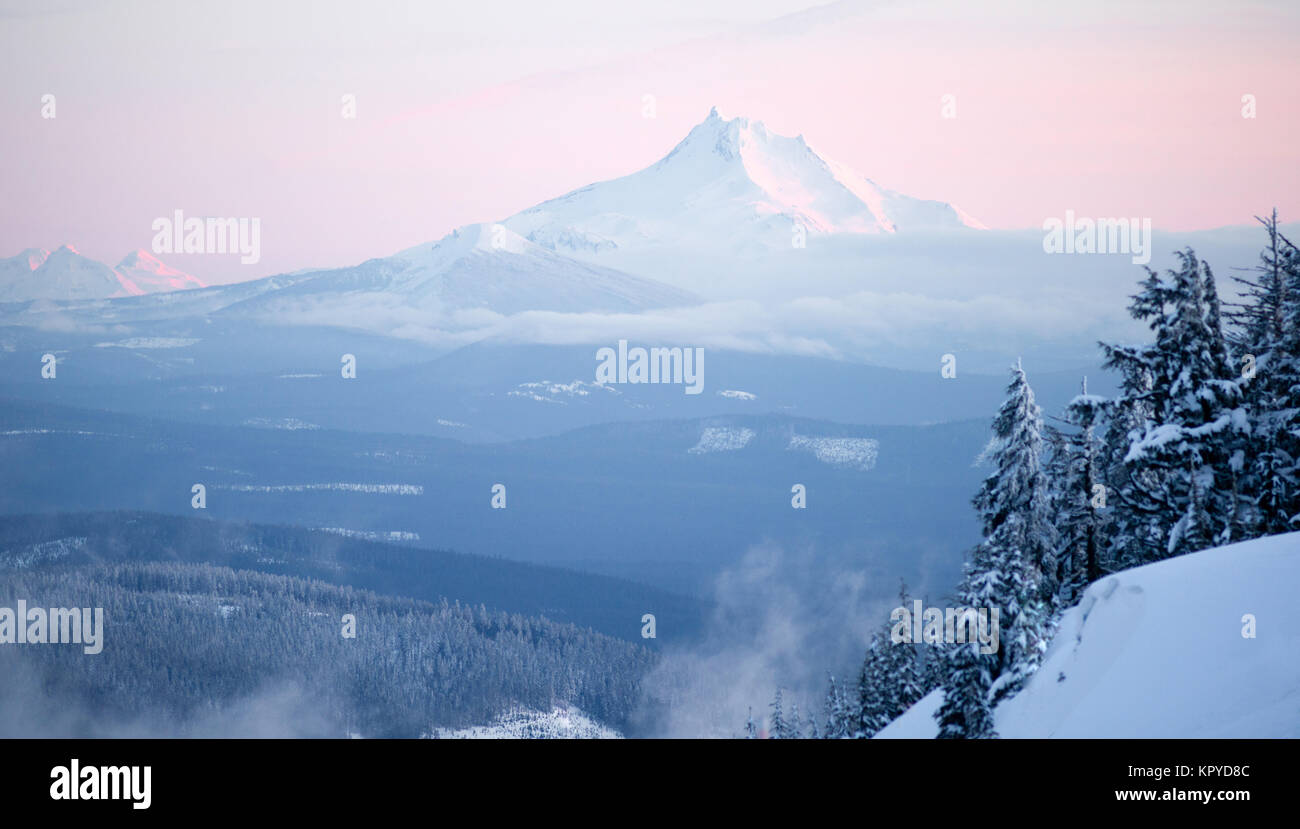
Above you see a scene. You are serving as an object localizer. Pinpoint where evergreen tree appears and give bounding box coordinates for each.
[766,688,802,739]
[854,633,892,737]
[956,534,1051,706]
[769,687,788,739]
[1228,211,1300,534]
[971,360,1056,600]
[821,674,851,739]
[935,642,996,739]
[936,363,1053,737]
[882,580,925,712]
[1043,425,1071,591]
[967,363,1053,692]
[1047,379,1109,606]
[1094,358,1163,569]
[1102,249,1251,558]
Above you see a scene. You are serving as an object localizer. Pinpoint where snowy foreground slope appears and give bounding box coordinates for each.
[877,531,1300,738]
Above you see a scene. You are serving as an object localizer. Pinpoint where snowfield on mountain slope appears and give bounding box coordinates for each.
[112,249,206,294]
[875,531,1300,738]
[427,706,620,739]
[167,222,698,321]
[787,434,879,470]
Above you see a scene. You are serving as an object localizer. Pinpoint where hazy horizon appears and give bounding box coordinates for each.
[4,0,1299,284]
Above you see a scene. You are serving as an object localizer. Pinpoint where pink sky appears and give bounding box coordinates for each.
[2,0,1297,283]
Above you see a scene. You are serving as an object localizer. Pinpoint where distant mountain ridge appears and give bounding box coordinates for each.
[3,107,978,311]
[213,221,699,318]
[0,244,204,302]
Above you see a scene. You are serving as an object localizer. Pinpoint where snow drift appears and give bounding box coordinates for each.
[876,531,1300,738]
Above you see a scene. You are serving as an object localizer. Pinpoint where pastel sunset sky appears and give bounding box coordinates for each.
[2,0,1298,283]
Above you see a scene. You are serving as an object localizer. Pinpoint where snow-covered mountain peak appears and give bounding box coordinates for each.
[669,106,803,167]
[504,107,984,256]
[114,248,206,293]
[0,245,205,302]
[0,244,125,302]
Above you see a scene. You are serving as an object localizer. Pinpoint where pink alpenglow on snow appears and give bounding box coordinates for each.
[114,249,206,295]
[0,246,204,302]
[505,108,985,257]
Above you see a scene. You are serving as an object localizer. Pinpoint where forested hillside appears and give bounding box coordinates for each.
[0,560,654,737]
[0,511,706,643]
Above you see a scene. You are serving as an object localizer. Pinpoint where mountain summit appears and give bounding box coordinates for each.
[115,249,206,294]
[0,245,123,302]
[0,245,203,302]
[505,107,984,255]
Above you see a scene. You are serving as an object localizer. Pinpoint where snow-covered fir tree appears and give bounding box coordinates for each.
[937,363,1053,735]
[767,688,802,739]
[936,642,996,739]
[839,586,933,739]
[854,633,891,737]
[882,581,926,712]
[768,688,787,739]
[821,674,852,739]
[969,362,1054,684]
[1046,379,1109,606]
[1094,357,1163,570]
[970,360,1057,599]
[1228,212,1300,534]
[1102,249,1251,558]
